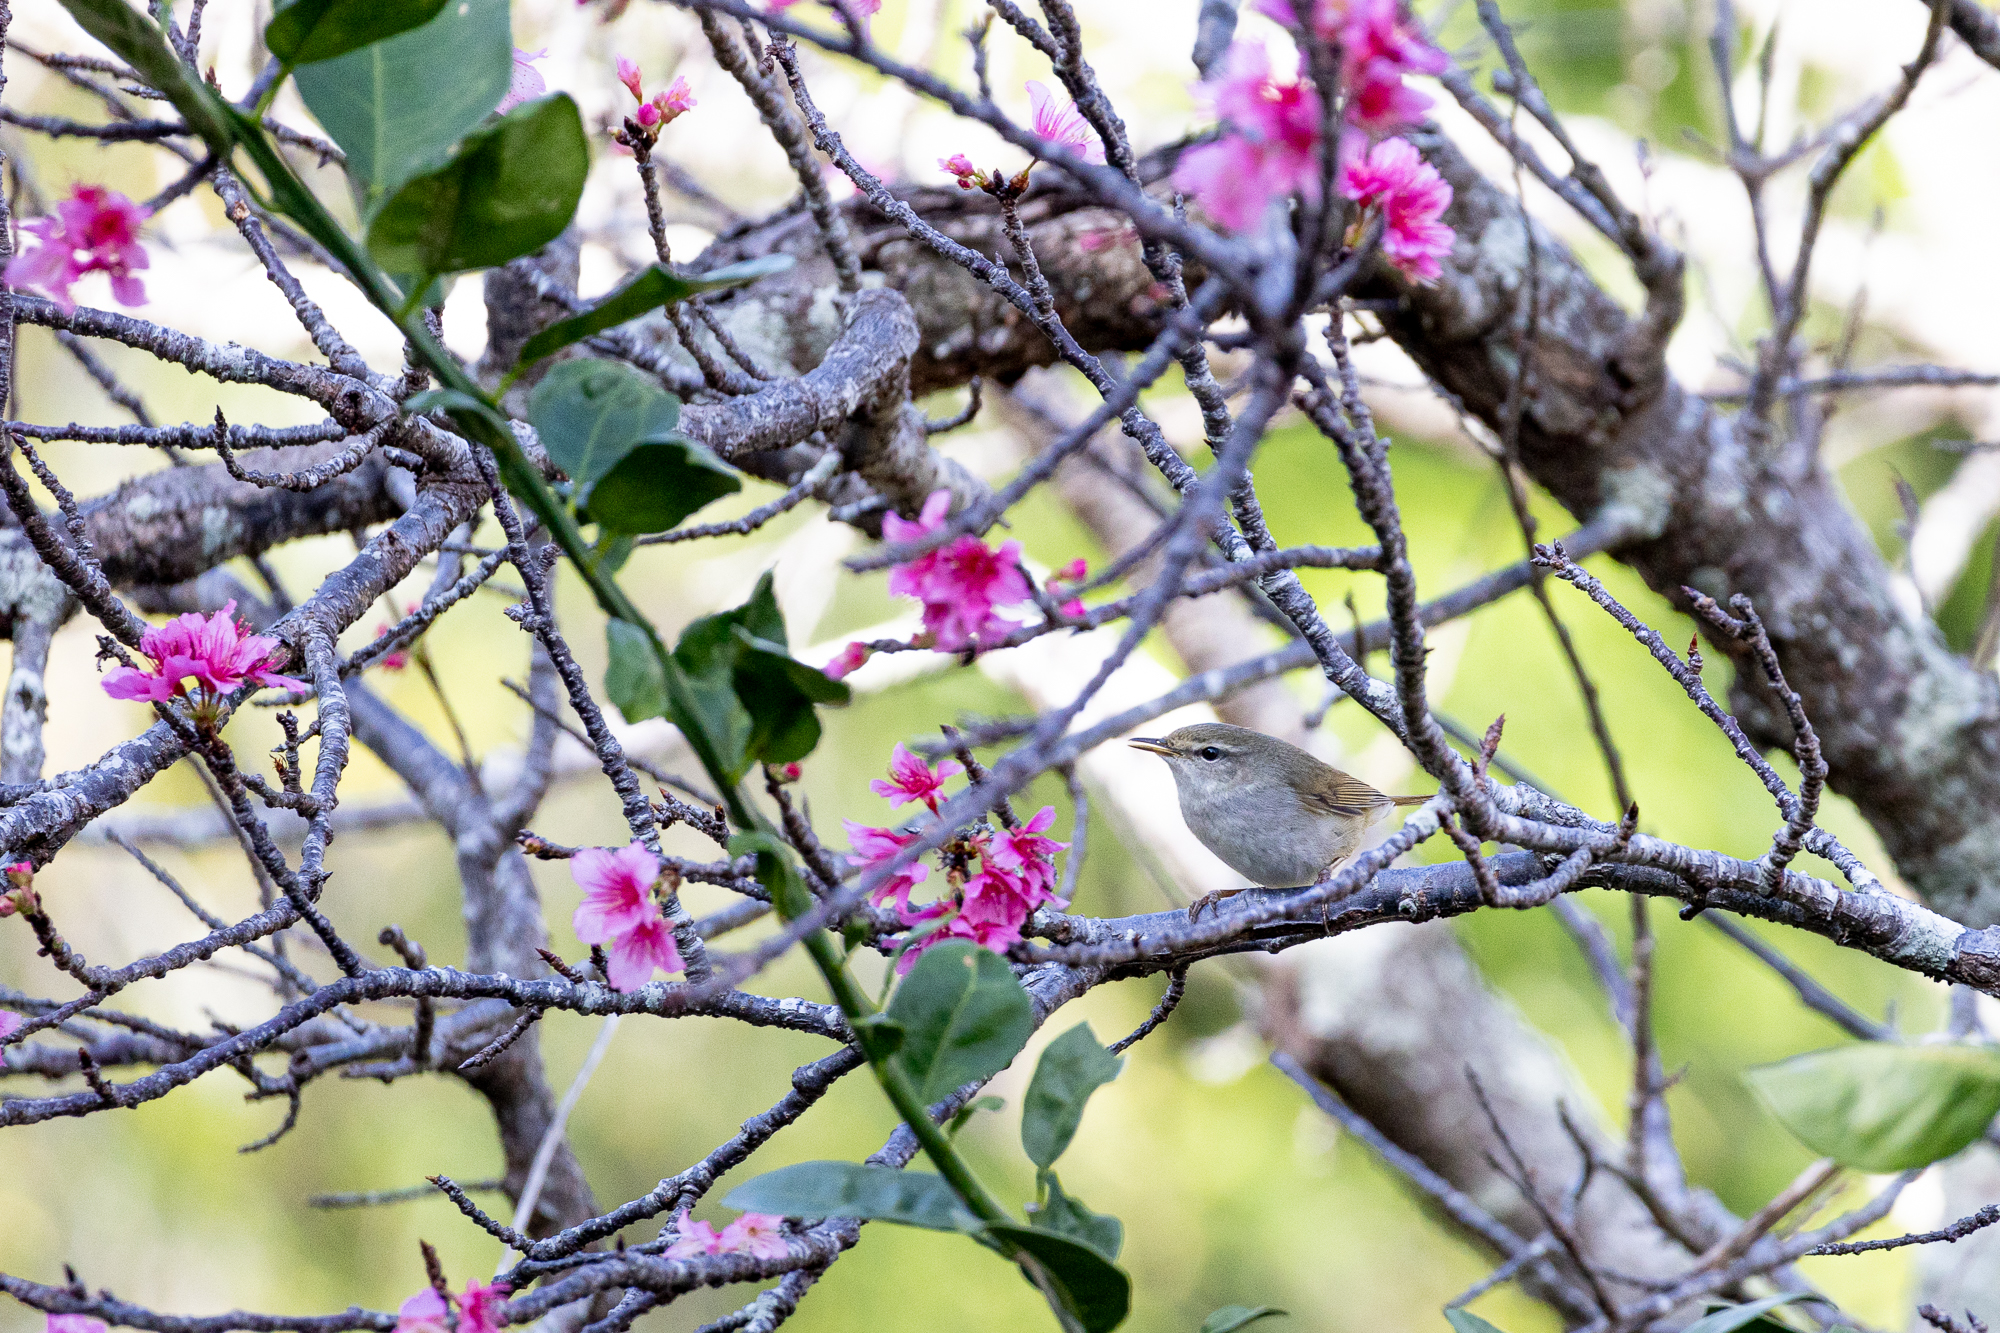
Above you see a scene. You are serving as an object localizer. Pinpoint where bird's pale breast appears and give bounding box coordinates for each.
[1179,780,1369,888]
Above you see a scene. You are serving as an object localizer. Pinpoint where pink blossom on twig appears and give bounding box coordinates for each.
[1339,136,1454,282]
[101,600,305,712]
[456,1282,510,1333]
[823,641,870,680]
[843,819,930,918]
[571,843,663,943]
[665,1217,725,1257]
[5,184,150,313]
[603,912,684,990]
[392,1289,448,1333]
[1172,43,1324,232]
[884,490,1033,652]
[870,742,962,811]
[719,1212,790,1259]
[1026,81,1106,166]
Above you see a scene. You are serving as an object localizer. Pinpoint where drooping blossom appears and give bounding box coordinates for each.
[843,820,930,918]
[46,1318,107,1333]
[616,56,644,101]
[101,600,305,714]
[496,47,549,113]
[1339,136,1454,282]
[719,1212,789,1260]
[666,1217,725,1258]
[870,742,962,811]
[1249,0,1446,132]
[893,805,1067,969]
[1172,42,1324,232]
[603,912,683,991]
[392,1289,448,1333]
[884,490,1033,652]
[986,805,1068,899]
[1045,558,1088,618]
[571,843,663,944]
[5,185,150,313]
[456,1281,510,1333]
[824,641,870,680]
[1026,81,1105,166]
[939,152,991,191]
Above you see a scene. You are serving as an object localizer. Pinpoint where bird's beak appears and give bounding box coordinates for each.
[1126,737,1174,757]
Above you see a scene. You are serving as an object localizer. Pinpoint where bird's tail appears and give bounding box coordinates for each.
[1388,794,1434,806]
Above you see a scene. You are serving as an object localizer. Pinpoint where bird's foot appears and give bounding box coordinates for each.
[1186,887,1246,922]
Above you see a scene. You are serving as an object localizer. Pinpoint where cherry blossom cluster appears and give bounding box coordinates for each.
[614,57,696,148]
[844,745,1067,968]
[665,1210,789,1260]
[883,489,1033,652]
[393,1280,509,1333]
[4,184,151,313]
[1172,0,1454,281]
[569,844,685,990]
[940,81,1104,192]
[99,601,305,724]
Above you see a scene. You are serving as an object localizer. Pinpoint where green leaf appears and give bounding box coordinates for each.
[585,437,741,536]
[722,1162,983,1232]
[527,360,681,491]
[1022,1023,1123,1170]
[1443,1311,1510,1333]
[295,0,509,201]
[53,0,236,151]
[1202,1307,1289,1333]
[887,942,1034,1103]
[948,1094,1005,1137]
[1747,1043,2000,1171]
[669,574,849,781]
[515,254,798,370]
[366,94,587,278]
[604,617,666,724]
[1681,1295,1813,1333]
[727,831,814,922]
[265,0,448,66]
[852,1013,906,1063]
[1030,1170,1122,1259]
[986,1223,1131,1333]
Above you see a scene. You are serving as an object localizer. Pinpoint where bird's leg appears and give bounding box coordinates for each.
[1186,886,1248,922]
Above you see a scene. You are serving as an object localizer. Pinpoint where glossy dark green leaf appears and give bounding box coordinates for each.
[887,942,1034,1103]
[1202,1307,1289,1333]
[1682,1295,1812,1333]
[295,0,509,200]
[722,1162,983,1232]
[1030,1170,1122,1259]
[527,360,681,491]
[265,0,447,66]
[584,437,740,536]
[515,254,798,370]
[1747,1043,2000,1171]
[54,0,236,150]
[670,574,848,781]
[366,94,587,278]
[987,1223,1131,1333]
[1442,1311,1510,1333]
[604,617,666,724]
[727,831,815,922]
[1022,1023,1123,1170]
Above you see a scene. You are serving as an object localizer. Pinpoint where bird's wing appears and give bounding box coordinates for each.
[1297,773,1391,818]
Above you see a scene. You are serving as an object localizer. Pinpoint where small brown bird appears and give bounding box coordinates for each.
[1127,722,1432,920]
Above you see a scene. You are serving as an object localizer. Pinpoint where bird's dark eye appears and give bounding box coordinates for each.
[1199,746,1223,762]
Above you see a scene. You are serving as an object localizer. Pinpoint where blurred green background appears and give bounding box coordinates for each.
[2,0,1988,1330]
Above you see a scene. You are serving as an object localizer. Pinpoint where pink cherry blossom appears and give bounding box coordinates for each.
[824,641,870,680]
[843,819,931,918]
[496,47,548,114]
[870,742,962,811]
[1339,136,1454,282]
[604,911,683,990]
[986,805,1068,899]
[392,1289,448,1333]
[884,490,1033,652]
[47,1318,107,1333]
[1251,0,1445,133]
[939,152,985,190]
[5,185,150,313]
[371,622,411,671]
[617,56,644,101]
[1026,81,1105,166]
[571,843,662,944]
[635,101,662,129]
[1172,43,1324,232]
[0,1010,22,1069]
[719,1212,789,1260]
[102,600,305,708]
[456,1282,509,1333]
[656,75,696,119]
[666,1217,725,1258]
